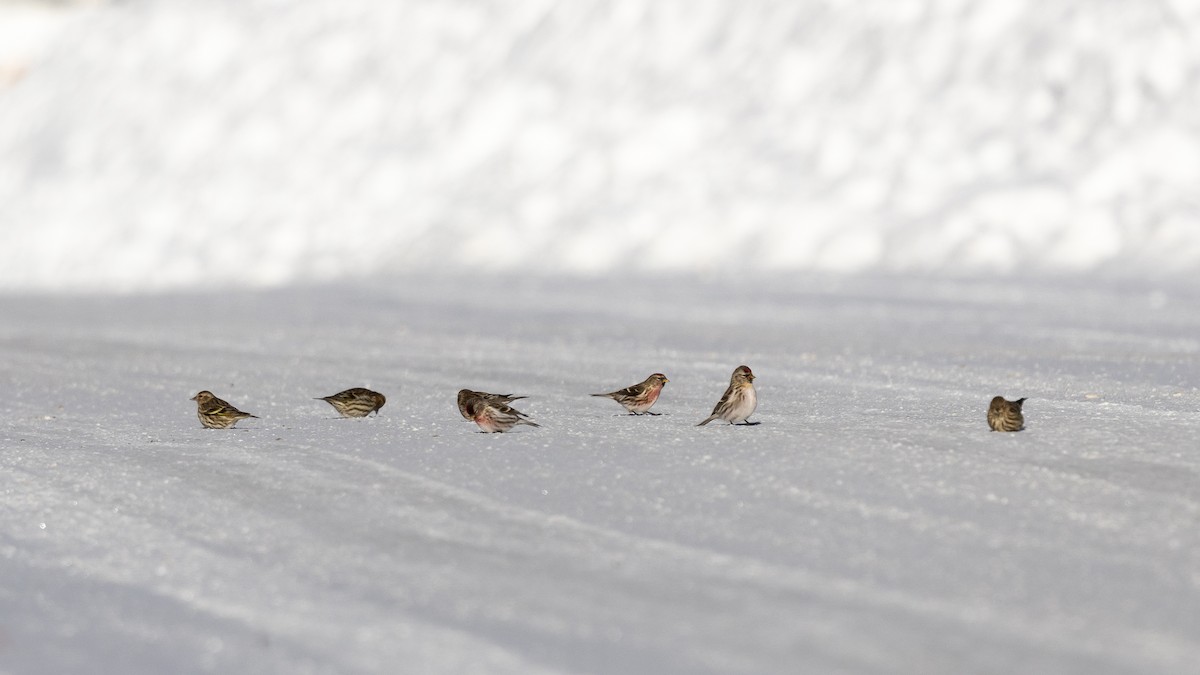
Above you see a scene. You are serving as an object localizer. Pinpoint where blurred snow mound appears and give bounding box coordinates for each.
[3,0,1200,291]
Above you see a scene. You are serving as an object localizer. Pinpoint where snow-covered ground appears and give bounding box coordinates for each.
[2,275,1199,674]
[3,0,1200,672]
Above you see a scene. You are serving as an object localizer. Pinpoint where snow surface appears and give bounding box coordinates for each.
[2,275,1200,674]
[3,0,1200,291]
[3,1,1200,673]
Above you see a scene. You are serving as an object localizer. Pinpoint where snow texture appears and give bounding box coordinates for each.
[3,276,1200,674]
[2,1,1200,673]
[3,0,1200,291]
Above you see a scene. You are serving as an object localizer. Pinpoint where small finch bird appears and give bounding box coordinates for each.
[456,389,528,421]
[592,373,669,415]
[698,365,758,426]
[190,390,258,429]
[316,387,386,418]
[987,396,1026,432]
[463,396,540,433]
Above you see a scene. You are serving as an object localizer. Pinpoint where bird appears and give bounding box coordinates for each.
[316,387,386,418]
[698,365,758,426]
[987,396,1026,432]
[456,389,528,420]
[592,373,669,414]
[462,396,540,433]
[190,390,258,429]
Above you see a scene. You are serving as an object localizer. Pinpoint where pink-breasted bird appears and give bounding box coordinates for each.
[456,389,528,420]
[592,373,669,415]
[463,396,540,433]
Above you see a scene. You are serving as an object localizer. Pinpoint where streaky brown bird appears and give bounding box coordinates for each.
[317,388,386,418]
[698,365,758,426]
[191,390,258,429]
[987,396,1026,432]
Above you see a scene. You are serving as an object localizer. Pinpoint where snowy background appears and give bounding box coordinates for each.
[3,0,1200,289]
[2,0,1200,674]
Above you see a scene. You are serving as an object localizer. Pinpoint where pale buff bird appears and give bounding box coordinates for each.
[463,396,540,433]
[592,373,669,415]
[191,390,258,429]
[987,396,1026,432]
[316,387,386,417]
[698,365,758,426]
[456,389,529,420]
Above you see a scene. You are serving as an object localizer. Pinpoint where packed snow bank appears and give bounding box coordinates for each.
[3,0,1200,292]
